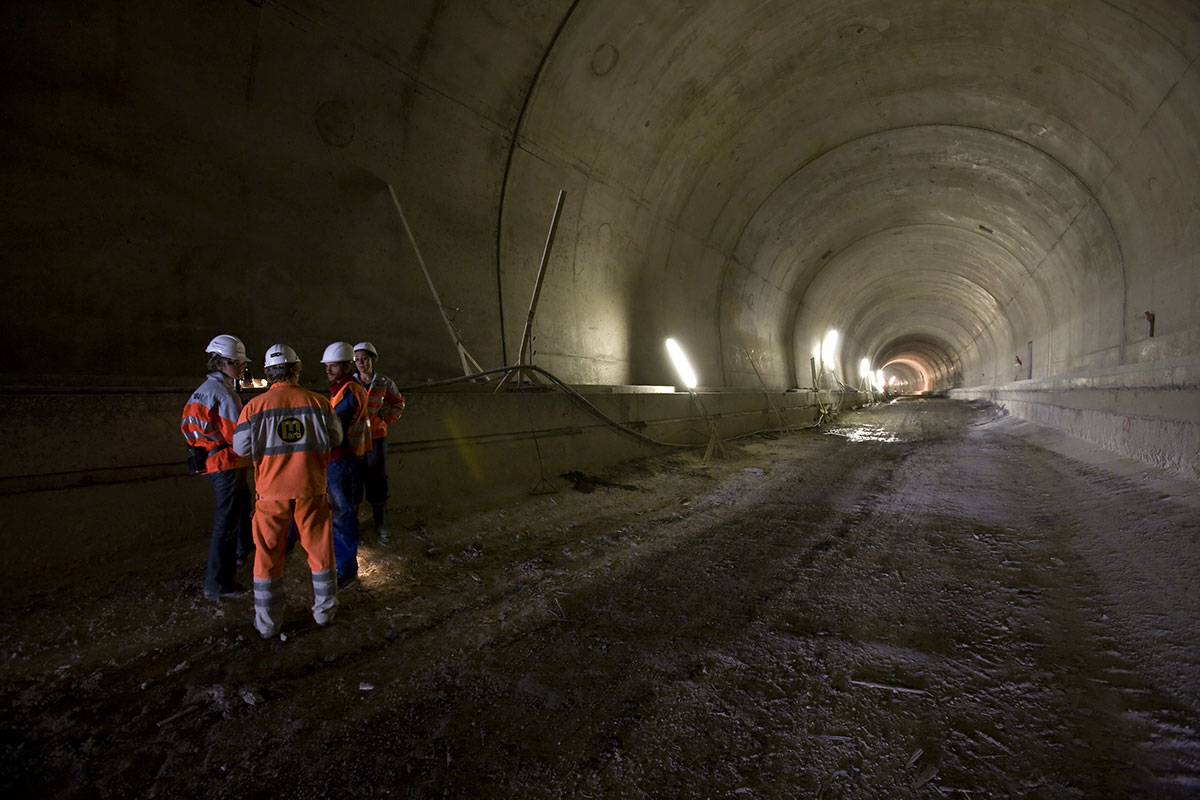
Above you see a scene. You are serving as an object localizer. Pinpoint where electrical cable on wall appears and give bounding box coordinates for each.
[396,364,819,452]
[813,365,847,424]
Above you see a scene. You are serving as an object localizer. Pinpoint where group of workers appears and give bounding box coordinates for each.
[180,334,405,639]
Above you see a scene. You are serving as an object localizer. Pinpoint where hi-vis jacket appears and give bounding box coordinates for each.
[233,382,343,500]
[180,372,251,473]
[329,376,370,460]
[359,373,406,439]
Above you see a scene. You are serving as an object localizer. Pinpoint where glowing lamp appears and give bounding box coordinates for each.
[665,338,698,389]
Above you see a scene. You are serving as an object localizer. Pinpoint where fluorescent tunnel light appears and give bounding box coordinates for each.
[665,338,698,389]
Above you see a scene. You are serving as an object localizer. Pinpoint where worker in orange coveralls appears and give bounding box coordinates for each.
[233,344,344,639]
[180,334,254,599]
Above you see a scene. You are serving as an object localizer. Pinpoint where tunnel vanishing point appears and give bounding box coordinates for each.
[0,1,1198,593]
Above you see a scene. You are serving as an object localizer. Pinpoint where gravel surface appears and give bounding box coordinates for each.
[3,398,1198,798]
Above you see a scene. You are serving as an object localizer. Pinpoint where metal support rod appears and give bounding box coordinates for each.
[519,189,566,366]
[496,189,567,391]
[387,183,485,378]
[686,388,726,461]
[744,348,792,433]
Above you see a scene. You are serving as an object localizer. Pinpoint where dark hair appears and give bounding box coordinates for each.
[265,362,301,384]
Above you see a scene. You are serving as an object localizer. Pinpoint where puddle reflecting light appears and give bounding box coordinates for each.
[826,424,901,443]
[665,338,698,389]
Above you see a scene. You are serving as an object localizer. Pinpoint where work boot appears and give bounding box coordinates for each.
[253,577,283,639]
[372,504,389,543]
[205,583,247,600]
[312,569,337,627]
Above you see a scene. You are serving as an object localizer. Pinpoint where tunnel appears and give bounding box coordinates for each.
[1,1,1199,796]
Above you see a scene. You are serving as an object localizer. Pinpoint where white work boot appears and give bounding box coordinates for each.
[311,569,337,627]
[253,577,283,639]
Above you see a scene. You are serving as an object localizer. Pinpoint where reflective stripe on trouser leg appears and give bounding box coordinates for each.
[254,577,284,637]
[312,569,337,626]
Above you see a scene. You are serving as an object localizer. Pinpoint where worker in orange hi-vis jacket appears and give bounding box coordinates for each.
[180,334,254,600]
[321,341,371,589]
[233,344,344,640]
[353,341,406,543]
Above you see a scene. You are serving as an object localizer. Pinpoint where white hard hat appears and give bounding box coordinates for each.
[353,341,378,357]
[321,341,355,363]
[264,343,300,368]
[206,334,247,361]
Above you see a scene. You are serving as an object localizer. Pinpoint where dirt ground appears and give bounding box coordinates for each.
[3,398,1199,798]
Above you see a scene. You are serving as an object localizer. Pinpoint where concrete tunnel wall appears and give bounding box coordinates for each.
[2,1,1200,591]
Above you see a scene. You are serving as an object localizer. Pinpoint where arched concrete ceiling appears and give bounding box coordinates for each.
[504,0,1198,388]
[1,1,1195,390]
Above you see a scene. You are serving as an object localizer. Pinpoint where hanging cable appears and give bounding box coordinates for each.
[396,364,819,451]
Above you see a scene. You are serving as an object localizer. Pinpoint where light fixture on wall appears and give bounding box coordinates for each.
[820,329,840,374]
[859,357,878,399]
[665,338,724,460]
[665,338,697,389]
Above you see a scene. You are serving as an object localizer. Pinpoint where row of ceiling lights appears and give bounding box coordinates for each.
[665,332,904,392]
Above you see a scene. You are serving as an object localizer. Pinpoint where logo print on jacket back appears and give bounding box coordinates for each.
[277,417,305,442]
